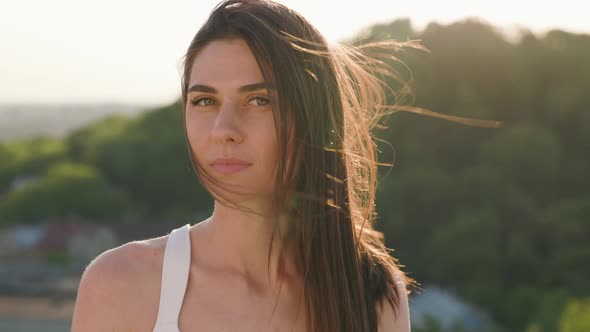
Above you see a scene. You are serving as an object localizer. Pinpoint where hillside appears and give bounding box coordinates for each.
[0,104,152,141]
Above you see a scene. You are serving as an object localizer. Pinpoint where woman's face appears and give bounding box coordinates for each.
[185,38,278,198]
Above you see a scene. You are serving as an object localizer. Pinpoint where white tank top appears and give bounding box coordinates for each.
[152,223,191,332]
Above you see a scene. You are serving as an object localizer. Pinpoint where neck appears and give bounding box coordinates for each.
[196,199,298,294]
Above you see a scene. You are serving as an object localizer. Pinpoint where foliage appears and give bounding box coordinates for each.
[558,298,590,332]
[367,19,590,331]
[0,137,67,190]
[0,162,130,224]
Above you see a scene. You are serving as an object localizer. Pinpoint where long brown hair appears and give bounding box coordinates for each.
[180,0,422,330]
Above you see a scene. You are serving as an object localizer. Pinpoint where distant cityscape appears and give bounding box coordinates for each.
[0,104,158,141]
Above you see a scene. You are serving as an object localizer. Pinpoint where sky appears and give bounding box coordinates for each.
[0,0,587,106]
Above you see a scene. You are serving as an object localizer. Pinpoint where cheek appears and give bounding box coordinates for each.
[245,118,278,178]
[185,113,209,161]
[256,120,278,161]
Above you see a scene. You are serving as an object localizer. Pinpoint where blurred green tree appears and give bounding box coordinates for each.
[559,298,590,332]
[0,162,129,224]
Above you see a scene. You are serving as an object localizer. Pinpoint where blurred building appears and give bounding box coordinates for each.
[410,285,497,331]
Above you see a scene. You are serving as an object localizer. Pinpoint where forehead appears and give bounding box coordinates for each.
[189,38,265,86]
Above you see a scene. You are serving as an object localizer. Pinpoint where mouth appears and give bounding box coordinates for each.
[210,158,252,174]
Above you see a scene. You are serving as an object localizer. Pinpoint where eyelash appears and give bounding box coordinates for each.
[190,97,213,106]
[249,96,271,106]
[190,96,271,107]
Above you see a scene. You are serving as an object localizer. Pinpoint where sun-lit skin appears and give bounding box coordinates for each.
[184,38,299,290]
[185,38,279,199]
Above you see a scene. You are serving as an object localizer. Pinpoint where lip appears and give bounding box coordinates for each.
[210,158,252,174]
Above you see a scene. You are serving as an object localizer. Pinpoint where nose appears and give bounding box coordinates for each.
[211,101,244,144]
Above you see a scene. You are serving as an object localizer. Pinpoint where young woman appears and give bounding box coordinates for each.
[72,0,416,331]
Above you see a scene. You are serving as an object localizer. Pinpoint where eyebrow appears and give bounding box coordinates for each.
[187,82,275,94]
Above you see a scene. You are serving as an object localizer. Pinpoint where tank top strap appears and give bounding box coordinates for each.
[152,223,191,332]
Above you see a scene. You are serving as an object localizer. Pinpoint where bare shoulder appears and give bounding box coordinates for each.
[71,236,168,332]
[377,270,411,332]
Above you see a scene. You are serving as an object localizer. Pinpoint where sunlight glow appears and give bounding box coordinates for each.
[0,0,585,105]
